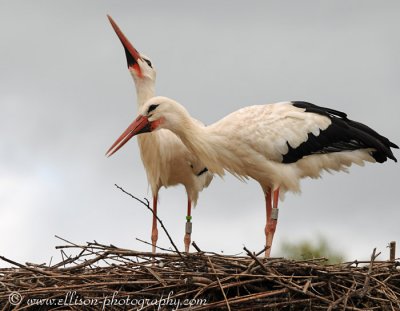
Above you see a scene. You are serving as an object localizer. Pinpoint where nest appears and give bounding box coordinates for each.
[1,187,399,310]
[0,239,399,311]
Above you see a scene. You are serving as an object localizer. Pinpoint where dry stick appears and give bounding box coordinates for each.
[344,282,356,310]
[136,238,175,253]
[56,248,181,260]
[263,298,316,309]
[243,246,334,305]
[55,235,99,255]
[0,255,57,277]
[114,184,188,267]
[303,279,312,293]
[243,246,267,273]
[145,267,168,287]
[193,273,260,300]
[186,288,289,311]
[58,252,110,272]
[55,237,130,268]
[55,236,113,267]
[389,241,396,261]
[360,248,380,297]
[0,302,10,311]
[207,257,231,311]
[192,241,202,252]
[51,248,86,269]
[255,246,267,257]
[328,249,382,311]
[327,283,355,311]
[60,249,65,267]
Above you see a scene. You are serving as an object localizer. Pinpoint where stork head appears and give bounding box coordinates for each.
[107,15,156,82]
[106,97,188,157]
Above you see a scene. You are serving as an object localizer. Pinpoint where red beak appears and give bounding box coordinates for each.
[106,115,151,157]
[107,15,143,75]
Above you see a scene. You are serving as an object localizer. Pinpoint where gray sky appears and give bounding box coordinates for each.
[1,1,399,266]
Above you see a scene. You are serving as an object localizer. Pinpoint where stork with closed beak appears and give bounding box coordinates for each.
[106,96,398,256]
[107,16,213,253]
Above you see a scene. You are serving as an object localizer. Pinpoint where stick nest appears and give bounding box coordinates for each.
[1,240,399,310]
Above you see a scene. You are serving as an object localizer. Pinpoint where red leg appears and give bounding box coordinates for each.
[184,198,192,253]
[265,188,280,257]
[273,188,280,209]
[151,195,158,254]
[265,189,272,257]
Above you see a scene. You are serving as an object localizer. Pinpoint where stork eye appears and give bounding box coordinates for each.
[144,58,152,68]
[148,104,159,114]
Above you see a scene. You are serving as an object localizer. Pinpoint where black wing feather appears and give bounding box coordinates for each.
[282,101,398,163]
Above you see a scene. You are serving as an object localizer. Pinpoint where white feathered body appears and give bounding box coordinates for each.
[137,129,212,204]
[133,73,212,205]
[164,101,377,195]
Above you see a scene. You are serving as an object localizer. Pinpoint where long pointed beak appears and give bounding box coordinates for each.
[107,15,143,72]
[106,115,151,157]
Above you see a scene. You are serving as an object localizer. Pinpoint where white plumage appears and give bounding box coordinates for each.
[106,96,398,256]
[107,16,212,253]
[202,103,374,193]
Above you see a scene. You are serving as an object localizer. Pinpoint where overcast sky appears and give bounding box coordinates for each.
[1,1,399,266]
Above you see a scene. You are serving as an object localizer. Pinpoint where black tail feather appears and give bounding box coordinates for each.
[291,101,398,163]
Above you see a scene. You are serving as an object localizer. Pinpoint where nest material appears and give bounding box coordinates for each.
[0,240,399,311]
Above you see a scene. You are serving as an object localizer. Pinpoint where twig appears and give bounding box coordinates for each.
[243,246,267,273]
[207,257,231,311]
[360,248,380,297]
[0,255,57,277]
[146,267,168,287]
[186,288,288,310]
[255,246,267,257]
[135,238,175,253]
[58,252,110,272]
[115,184,188,267]
[389,241,396,261]
[192,241,202,252]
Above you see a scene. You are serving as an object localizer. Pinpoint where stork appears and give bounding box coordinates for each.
[106,96,398,257]
[107,16,213,253]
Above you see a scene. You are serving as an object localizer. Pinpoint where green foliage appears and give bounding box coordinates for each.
[279,236,345,264]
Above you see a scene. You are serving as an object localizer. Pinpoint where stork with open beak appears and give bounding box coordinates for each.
[107,16,213,253]
[107,96,398,257]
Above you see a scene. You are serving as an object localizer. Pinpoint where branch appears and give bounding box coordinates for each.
[114,184,188,267]
[360,247,380,297]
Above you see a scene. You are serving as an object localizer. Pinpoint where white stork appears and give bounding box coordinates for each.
[107,16,213,253]
[106,96,398,256]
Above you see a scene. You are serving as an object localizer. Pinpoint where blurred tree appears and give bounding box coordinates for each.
[279,236,345,264]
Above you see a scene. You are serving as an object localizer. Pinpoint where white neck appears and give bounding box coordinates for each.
[131,73,159,194]
[169,113,241,178]
[133,75,155,108]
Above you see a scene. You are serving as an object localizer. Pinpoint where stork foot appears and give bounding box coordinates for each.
[264,188,280,257]
[151,227,158,254]
[184,234,191,253]
[265,218,277,257]
[184,220,192,253]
